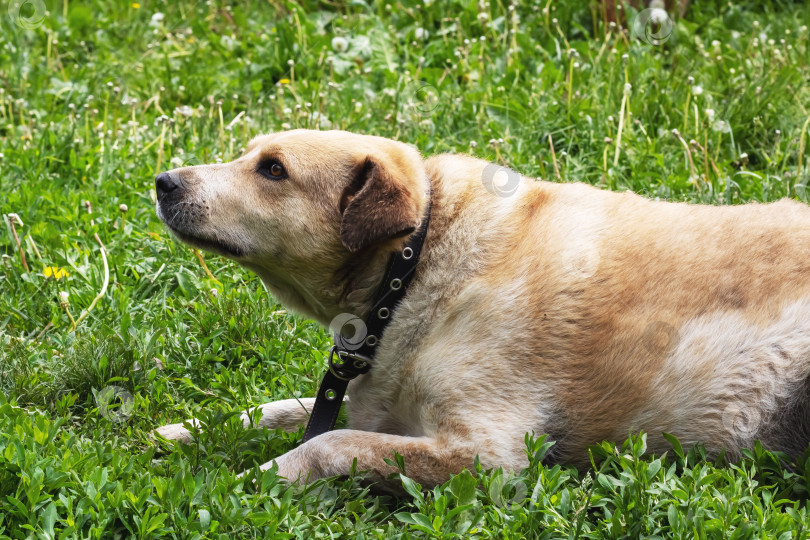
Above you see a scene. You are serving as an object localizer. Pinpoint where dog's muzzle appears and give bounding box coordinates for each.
[154,171,244,258]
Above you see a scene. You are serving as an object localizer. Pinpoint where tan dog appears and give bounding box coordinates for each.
[155,129,810,486]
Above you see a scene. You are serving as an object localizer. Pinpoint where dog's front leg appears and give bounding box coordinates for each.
[155,397,331,443]
[255,430,473,487]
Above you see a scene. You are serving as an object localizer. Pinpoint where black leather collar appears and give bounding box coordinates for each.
[302,193,432,443]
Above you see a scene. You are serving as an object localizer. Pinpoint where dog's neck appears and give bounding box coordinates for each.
[247,238,418,327]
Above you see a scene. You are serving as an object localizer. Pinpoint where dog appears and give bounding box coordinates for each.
[155,129,810,487]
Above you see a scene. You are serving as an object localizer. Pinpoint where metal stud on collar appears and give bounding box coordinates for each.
[390,278,402,291]
[365,335,378,347]
[377,307,390,319]
[402,246,414,260]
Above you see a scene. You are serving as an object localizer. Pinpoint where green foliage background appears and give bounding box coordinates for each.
[2,0,810,537]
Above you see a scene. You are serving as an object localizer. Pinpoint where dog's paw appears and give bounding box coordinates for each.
[153,420,198,443]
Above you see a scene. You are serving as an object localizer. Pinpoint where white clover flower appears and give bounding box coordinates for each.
[415,27,428,40]
[704,108,715,121]
[309,111,331,129]
[331,36,349,52]
[624,83,632,95]
[712,119,731,133]
[150,12,164,27]
[649,7,668,26]
[692,85,703,96]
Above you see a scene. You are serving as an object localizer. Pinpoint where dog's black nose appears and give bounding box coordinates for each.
[155,172,179,196]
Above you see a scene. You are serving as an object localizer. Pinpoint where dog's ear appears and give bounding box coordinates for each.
[340,155,426,253]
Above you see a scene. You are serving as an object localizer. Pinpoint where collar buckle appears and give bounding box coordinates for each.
[328,345,372,381]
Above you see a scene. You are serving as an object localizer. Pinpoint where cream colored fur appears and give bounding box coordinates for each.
[155,129,810,486]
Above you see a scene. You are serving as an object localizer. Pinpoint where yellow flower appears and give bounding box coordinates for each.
[44,266,68,280]
[279,78,290,85]
[132,2,140,8]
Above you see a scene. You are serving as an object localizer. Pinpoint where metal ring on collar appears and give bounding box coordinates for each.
[377,307,390,319]
[328,365,352,381]
[390,278,402,290]
[402,246,414,260]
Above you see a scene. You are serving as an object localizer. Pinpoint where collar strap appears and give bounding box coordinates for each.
[302,192,432,443]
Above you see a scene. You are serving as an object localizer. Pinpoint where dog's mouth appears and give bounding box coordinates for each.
[170,228,245,258]
[157,203,245,258]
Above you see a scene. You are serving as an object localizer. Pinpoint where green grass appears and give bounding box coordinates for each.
[2,0,810,537]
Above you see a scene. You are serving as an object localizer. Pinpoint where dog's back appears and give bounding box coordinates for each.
[422,154,810,464]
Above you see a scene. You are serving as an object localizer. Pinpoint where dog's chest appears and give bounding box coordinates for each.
[346,374,427,436]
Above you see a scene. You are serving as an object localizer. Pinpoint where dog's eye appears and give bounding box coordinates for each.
[257,159,287,180]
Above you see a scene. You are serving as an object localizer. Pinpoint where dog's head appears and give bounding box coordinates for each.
[155,130,430,320]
